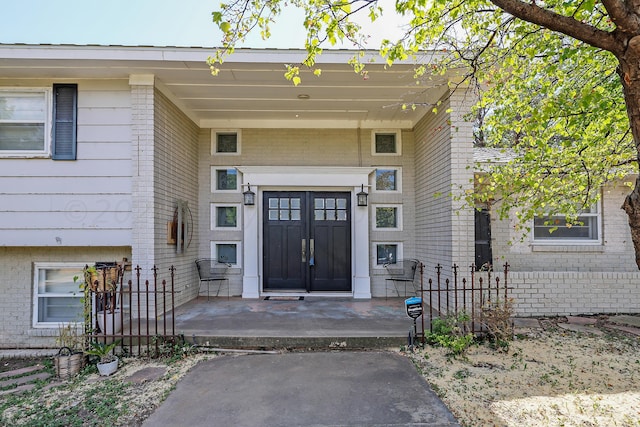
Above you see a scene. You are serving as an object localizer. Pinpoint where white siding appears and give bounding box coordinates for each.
[0,80,132,246]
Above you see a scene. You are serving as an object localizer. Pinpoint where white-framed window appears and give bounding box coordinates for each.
[33,262,84,327]
[371,129,401,156]
[211,167,240,192]
[0,88,51,157]
[211,241,242,267]
[373,242,403,267]
[374,167,402,192]
[532,204,601,244]
[211,129,241,155]
[211,203,242,231]
[373,205,402,230]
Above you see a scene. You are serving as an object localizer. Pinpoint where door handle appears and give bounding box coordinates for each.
[309,239,315,266]
[301,239,306,263]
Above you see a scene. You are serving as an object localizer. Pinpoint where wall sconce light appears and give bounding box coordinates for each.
[243,183,256,206]
[357,184,368,207]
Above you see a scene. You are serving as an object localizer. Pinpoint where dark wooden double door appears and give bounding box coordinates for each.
[263,191,351,292]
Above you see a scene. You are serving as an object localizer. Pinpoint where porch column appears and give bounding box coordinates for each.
[242,185,260,298]
[353,185,371,299]
[130,74,156,317]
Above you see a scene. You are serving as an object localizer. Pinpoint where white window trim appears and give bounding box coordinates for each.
[372,204,403,231]
[372,242,404,269]
[373,167,402,193]
[32,262,85,328]
[211,166,241,193]
[0,87,52,158]
[371,129,402,156]
[210,241,243,268]
[211,203,242,231]
[211,129,242,155]
[531,203,602,245]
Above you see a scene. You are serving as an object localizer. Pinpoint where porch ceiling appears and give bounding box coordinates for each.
[0,44,451,129]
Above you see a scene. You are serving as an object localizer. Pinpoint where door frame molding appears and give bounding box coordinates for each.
[237,166,373,299]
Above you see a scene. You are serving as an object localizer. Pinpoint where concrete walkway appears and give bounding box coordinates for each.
[142,351,460,427]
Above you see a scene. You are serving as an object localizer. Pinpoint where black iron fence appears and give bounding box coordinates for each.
[86,264,178,357]
[415,262,511,336]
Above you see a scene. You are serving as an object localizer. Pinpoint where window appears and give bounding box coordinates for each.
[374,205,401,230]
[314,197,348,221]
[533,204,601,243]
[375,168,401,192]
[212,168,238,191]
[33,263,84,327]
[211,130,241,155]
[0,88,50,156]
[0,85,77,159]
[211,204,241,230]
[375,243,402,266]
[268,197,302,221]
[372,130,401,155]
[211,241,241,266]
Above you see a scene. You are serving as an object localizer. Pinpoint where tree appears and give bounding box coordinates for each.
[209,0,640,268]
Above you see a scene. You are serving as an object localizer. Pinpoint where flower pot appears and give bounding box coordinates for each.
[97,309,122,335]
[54,347,84,379]
[96,356,118,376]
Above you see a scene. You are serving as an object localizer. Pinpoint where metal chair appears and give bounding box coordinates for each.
[383,259,419,299]
[195,258,231,300]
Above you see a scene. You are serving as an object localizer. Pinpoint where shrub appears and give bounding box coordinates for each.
[425,312,475,357]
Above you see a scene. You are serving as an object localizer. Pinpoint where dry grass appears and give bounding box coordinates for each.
[410,321,640,427]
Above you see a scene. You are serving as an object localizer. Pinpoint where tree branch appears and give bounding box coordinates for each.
[489,0,621,53]
[601,0,640,33]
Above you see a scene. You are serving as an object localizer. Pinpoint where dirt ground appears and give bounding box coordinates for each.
[409,318,640,427]
[2,317,640,426]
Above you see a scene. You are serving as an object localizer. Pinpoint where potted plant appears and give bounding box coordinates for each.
[53,323,85,379]
[85,340,120,376]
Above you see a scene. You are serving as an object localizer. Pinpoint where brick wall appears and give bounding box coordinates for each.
[510,271,640,316]
[414,90,475,278]
[0,247,130,348]
[153,89,200,307]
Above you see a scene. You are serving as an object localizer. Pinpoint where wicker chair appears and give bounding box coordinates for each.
[195,259,231,300]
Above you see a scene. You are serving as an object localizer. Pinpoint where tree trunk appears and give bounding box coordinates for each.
[622,177,640,269]
[617,38,640,270]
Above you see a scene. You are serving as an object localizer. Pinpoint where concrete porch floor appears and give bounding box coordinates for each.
[166,296,423,350]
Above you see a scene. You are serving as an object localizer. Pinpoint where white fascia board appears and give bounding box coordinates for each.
[200,119,415,129]
[0,44,440,66]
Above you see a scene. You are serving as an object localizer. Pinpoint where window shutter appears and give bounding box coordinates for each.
[52,84,77,160]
